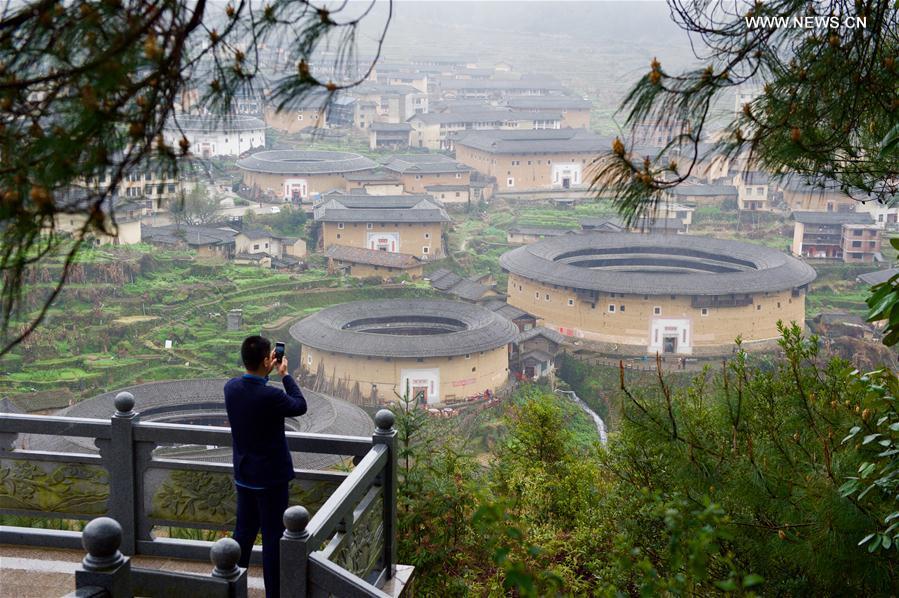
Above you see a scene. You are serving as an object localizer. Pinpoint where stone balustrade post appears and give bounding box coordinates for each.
[280,505,311,598]
[210,537,248,598]
[372,409,397,580]
[108,392,139,555]
[74,517,133,597]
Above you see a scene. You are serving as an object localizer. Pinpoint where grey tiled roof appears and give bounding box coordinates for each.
[520,349,555,364]
[428,269,463,290]
[343,169,401,183]
[447,279,493,301]
[234,252,271,261]
[427,269,493,300]
[499,233,816,296]
[668,184,737,197]
[35,379,374,469]
[354,82,420,96]
[792,211,874,225]
[425,184,469,192]
[509,226,577,236]
[290,299,519,358]
[237,150,377,175]
[326,245,421,269]
[504,96,592,110]
[381,154,471,174]
[409,109,561,126]
[857,267,899,286]
[455,128,611,154]
[516,326,565,345]
[438,79,565,91]
[737,171,771,185]
[579,217,626,232]
[141,224,237,247]
[313,194,450,223]
[239,227,277,240]
[370,122,413,132]
[165,114,266,133]
[483,299,533,321]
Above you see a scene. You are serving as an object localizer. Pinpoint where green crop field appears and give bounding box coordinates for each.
[0,246,437,408]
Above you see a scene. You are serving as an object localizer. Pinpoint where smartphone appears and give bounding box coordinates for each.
[274,342,285,363]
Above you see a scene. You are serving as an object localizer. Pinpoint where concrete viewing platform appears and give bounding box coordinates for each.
[0,399,409,597]
[0,544,268,597]
[0,545,415,597]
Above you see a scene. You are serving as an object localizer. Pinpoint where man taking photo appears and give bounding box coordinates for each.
[225,335,307,598]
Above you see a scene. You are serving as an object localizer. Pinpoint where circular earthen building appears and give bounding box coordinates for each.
[237,150,377,202]
[290,299,519,405]
[499,233,816,355]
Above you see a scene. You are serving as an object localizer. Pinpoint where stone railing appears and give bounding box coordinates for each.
[0,392,399,596]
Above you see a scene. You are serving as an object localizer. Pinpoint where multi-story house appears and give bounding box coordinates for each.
[314,192,450,260]
[454,128,609,192]
[734,171,773,211]
[381,154,472,194]
[407,109,562,151]
[791,212,881,263]
[503,96,592,128]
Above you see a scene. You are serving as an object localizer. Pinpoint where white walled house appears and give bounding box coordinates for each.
[163,114,267,158]
[734,171,773,212]
[235,228,307,259]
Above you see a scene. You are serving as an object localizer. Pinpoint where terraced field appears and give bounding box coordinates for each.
[1,247,436,410]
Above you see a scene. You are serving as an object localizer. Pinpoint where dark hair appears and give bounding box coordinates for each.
[241,335,271,371]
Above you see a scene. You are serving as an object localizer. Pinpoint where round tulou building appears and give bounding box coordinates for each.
[41,379,373,469]
[290,299,519,405]
[236,149,378,202]
[499,233,816,356]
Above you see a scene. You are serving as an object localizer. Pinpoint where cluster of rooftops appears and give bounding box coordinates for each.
[236,128,613,178]
[237,150,472,176]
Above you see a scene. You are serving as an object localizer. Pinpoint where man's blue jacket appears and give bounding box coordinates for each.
[224,373,307,488]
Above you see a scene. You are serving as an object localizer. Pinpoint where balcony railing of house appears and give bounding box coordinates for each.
[0,392,402,597]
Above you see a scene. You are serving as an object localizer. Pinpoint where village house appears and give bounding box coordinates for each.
[665,183,738,206]
[407,109,563,151]
[791,212,881,263]
[381,154,472,194]
[734,171,775,212]
[83,161,189,212]
[427,268,500,302]
[234,228,307,260]
[377,71,429,94]
[579,217,627,233]
[511,326,565,381]
[53,189,144,246]
[482,299,538,332]
[351,83,427,127]
[436,77,566,100]
[141,224,237,258]
[162,114,266,158]
[314,192,450,259]
[454,128,610,193]
[629,119,691,149]
[503,96,593,128]
[506,226,577,245]
[780,175,862,213]
[325,244,424,280]
[342,171,405,196]
[857,199,899,231]
[368,122,413,150]
[263,93,329,133]
[424,184,471,205]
